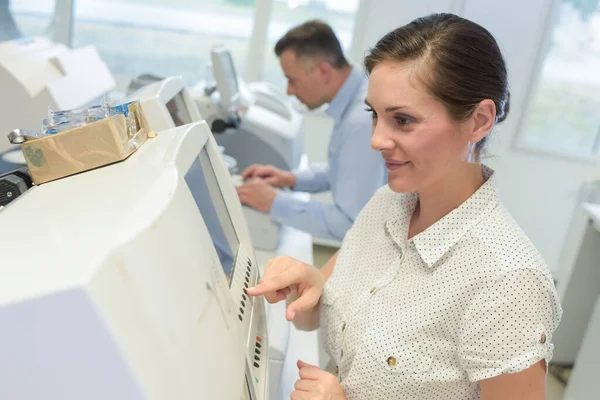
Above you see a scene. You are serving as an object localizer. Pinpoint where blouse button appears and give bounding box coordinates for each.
[334,366,339,375]
[370,287,377,294]
[387,356,397,367]
[540,333,547,344]
[341,322,346,332]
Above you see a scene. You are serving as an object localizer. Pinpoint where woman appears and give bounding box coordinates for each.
[248,13,561,400]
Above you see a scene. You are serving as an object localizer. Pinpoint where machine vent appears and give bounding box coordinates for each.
[237,258,254,322]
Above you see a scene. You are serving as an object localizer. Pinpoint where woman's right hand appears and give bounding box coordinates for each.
[246,256,325,321]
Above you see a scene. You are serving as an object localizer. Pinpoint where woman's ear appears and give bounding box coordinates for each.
[469,99,496,143]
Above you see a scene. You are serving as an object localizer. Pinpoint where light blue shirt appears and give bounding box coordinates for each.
[270,67,387,241]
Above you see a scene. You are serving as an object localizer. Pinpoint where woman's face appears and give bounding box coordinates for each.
[367,61,477,194]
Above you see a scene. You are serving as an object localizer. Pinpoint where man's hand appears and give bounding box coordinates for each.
[236,178,278,213]
[291,361,346,400]
[241,164,295,188]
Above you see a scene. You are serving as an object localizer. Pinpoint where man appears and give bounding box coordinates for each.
[236,20,386,242]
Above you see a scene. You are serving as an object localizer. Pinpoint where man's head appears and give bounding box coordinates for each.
[275,20,350,109]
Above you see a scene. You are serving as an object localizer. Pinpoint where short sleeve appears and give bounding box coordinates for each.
[458,268,562,382]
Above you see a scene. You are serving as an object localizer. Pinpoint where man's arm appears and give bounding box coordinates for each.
[292,162,331,193]
[270,194,353,241]
[271,115,385,240]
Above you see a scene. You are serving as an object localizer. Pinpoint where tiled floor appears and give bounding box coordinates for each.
[312,244,567,399]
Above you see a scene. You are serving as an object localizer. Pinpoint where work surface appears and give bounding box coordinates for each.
[255,216,320,400]
[0,148,25,174]
[584,203,600,231]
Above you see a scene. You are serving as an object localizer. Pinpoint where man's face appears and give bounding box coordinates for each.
[279,49,327,110]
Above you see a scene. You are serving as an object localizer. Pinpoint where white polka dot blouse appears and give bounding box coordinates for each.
[319,166,562,399]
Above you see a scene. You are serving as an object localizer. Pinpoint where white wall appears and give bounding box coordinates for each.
[303,0,600,274]
[460,0,600,275]
[349,0,458,65]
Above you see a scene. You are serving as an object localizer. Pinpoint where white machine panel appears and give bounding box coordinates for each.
[127,76,202,133]
[133,75,283,251]
[191,45,304,172]
[563,296,600,400]
[0,122,268,399]
[0,38,115,154]
[0,36,55,57]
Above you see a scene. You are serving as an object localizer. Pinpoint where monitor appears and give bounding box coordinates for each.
[184,146,238,275]
[0,122,268,400]
[167,90,193,127]
[211,44,241,112]
[129,76,202,132]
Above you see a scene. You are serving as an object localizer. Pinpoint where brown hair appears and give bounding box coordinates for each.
[275,20,349,69]
[364,13,510,149]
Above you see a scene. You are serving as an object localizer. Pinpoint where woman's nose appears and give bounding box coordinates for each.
[371,124,394,152]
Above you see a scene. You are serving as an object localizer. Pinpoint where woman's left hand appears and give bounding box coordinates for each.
[291,360,346,400]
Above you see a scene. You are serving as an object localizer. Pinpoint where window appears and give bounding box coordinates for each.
[518,0,600,157]
[4,0,363,93]
[73,0,256,86]
[262,0,361,87]
[4,0,56,41]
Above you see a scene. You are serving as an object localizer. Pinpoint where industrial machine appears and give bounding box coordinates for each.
[0,121,270,399]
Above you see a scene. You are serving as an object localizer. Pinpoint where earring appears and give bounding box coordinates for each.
[463,142,476,163]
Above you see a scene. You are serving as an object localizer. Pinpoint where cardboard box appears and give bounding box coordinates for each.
[20,102,153,185]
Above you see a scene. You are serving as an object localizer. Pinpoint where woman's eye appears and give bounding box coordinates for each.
[395,116,411,126]
[365,107,377,119]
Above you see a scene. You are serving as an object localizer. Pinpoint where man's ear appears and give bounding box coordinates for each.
[316,60,334,83]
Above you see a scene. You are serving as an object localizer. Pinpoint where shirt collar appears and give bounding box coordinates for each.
[385,166,500,268]
[325,66,365,125]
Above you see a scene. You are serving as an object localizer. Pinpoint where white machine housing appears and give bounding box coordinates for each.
[122,75,292,389]
[0,36,55,57]
[191,45,304,173]
[126,76,202,133]
[0,38,115,154]
[0,122,269,399]
[563,296,600,399]
[133,75,281,251]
